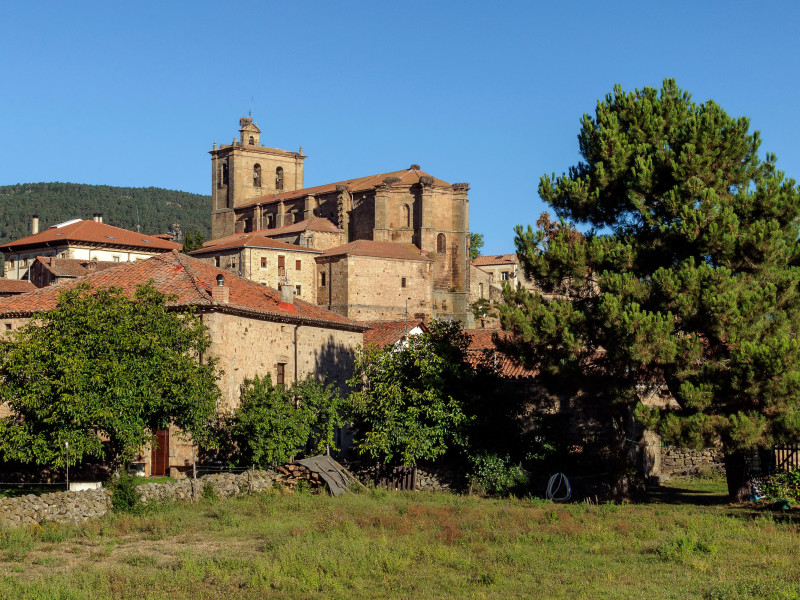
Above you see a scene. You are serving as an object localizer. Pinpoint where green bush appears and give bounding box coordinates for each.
[761,469,800,502]
[106,469,142,513]
[468,453,529,497]
[201,481,219,502]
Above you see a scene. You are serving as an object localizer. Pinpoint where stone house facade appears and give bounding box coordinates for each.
[0,215,180,281]
[188,233,321,303]
[0,251,365,476]
[315,240,434,322]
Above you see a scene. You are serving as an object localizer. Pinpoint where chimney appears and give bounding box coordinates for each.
[92,213,103,223]
[212,273,230,304]
[278,285,296,313]
[32,215,39,235]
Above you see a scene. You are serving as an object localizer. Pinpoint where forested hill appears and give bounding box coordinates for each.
[0,183,211,244]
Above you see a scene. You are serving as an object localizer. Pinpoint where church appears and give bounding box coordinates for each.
[203,117,473,325]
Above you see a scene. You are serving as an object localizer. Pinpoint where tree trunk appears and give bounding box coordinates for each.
[723,451,750,501]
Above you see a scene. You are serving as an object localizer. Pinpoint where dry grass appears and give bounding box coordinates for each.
[0,479,799,599]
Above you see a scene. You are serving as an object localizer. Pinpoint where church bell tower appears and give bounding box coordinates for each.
[210,117,306,240]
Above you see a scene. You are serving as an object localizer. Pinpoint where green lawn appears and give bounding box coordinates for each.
[1,477,798,599]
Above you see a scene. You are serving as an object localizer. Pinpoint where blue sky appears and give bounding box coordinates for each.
[2,1,798,254]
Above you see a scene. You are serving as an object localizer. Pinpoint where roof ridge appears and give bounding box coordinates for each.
[169,251,212,304]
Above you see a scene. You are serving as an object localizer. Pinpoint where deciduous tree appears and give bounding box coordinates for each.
[0,282,221,468]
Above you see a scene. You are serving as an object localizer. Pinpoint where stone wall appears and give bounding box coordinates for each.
[0,489,111,528]
[660,446,724,476]
[0,465,326,529]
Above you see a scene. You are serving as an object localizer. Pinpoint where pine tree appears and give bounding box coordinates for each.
[499,79,800,497]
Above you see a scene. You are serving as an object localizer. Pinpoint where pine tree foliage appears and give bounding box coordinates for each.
[0,183,210,243]
[500,79,800,458]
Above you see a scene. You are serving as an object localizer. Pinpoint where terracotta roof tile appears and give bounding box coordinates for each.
[362,320,427,347]
[0,280,35,294]
[191,233,321,254]
[0,251,365,331]
[260,217,344,237]
[0,220,181,253]
[34,256,119,278]
[236,168,452,209]
[319,240,431,261]
[471,254,518,267]
[465,329,538,380]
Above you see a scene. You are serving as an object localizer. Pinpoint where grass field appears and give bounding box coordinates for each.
[0,476,798,599]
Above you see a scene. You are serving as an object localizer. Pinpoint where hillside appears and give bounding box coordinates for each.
[0,183,211,244]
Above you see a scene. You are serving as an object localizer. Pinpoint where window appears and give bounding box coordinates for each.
[253,163,262,187]
[437,233,446,253]
[401,277,407,288]
[112,255,120,262]
[214,257,221,267]
[275,167,284,190]
[402,204,411,228]
[501,271,510,281]
[4,323,11,331]
[295,285,301,296]
[221,162,229,186]
[276,363,286,389]
[277,255,286,278]
[248,136,254,145]
[295,259,301,271]
[261,257,267,269]
[321,272,327,287]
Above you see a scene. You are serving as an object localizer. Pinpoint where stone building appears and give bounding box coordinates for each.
[316,240,434,322]
[28,257,118,288]
[188,232,321,303]
[209,117,472,324]
[257,217,347,251]
[0,215,180,281]
[0,251,365,476]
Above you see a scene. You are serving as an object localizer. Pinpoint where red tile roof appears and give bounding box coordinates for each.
[472,254,518,267]
[0,220,181,253]
[319,240,431,261]
[260,217,345,237]
[362,320,427,347]
[0,251,365,331]
[190,232,321,255]
[465,329,538,380]
[0,279,35,294]
[34,256,119,278]
[236,167,452,209]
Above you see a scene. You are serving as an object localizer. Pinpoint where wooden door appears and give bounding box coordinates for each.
[150,429,169,477]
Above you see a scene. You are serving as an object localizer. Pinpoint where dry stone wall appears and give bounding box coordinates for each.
[660,446,724,476]
[0,489,111,528]
[0,464,325,529]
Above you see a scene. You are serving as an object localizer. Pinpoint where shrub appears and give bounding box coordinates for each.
[761,469,800,502]
[106,469,142,513]
[468,453,529,497]
[201,480,218,502]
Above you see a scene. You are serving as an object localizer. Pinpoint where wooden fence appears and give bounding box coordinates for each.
[379,465,417,491]
[774,445,800,472]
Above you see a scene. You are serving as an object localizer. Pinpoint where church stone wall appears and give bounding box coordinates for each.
[315,254,432,322]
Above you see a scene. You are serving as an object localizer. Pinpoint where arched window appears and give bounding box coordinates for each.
[248,136,255,145]
[253,164,262,187]
[402,204,411,228]
[275,167,284,191]
[221,162,229,186]
[437,233,446,253]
